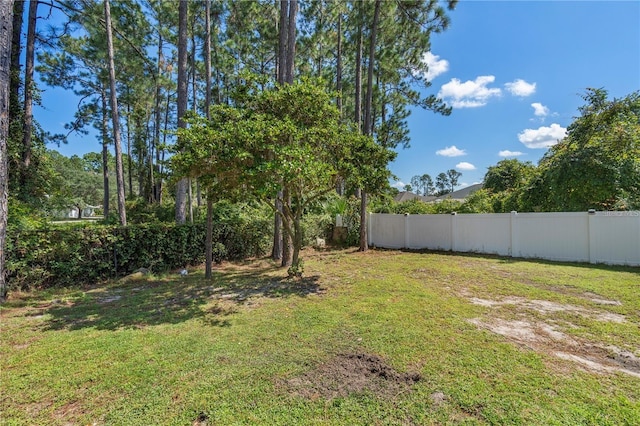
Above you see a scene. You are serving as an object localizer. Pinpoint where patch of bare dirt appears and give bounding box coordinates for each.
[284,353,421,400]
[467,293,640,379]
[468,296,626,323]
[52,400,86,423]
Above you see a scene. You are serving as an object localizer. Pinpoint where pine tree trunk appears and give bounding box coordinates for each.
[277,0,287,84]
[336,11,342,114]
[0,0,14,302]
[22,0,36,173]
[205,192,213,279]
[9,0,22,125]
[281,188,291,267]
[104,0,127,226]
[205,0,211,119]
[126,103,132,197]
[204,0,214,278]
[285,0,297,84]
[100,89,109,218]
[190,28,200,213]
[281,0,297,266]
[175,0,189,224]
[359,0,381,252]
[272,0,288,261]
[354,2,363,132]
[188,178,193,223]
[153,32,163,203]
[353,3,363,199]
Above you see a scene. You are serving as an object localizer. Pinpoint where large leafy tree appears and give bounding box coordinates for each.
[45,151,102,217]
[484,159,535,193]
[173,81,394,275]
[521,89,640,212]
[482,159,535,212]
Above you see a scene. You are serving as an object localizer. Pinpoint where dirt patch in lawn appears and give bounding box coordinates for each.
[284,353,421,400]
[467,293,640,379]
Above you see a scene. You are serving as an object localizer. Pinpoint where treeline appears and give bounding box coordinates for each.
[7,0,456,219]
[479,89,640,213]
[402,88,640,212]
[2,0,460,296]
[406,169,462,196]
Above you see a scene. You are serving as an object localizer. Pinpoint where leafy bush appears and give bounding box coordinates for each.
[300,213,333,246]
[342,196,363,246]
[125,199,176,223]
[6,208,272,290]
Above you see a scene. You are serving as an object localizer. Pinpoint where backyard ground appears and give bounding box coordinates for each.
[1,248,639,425]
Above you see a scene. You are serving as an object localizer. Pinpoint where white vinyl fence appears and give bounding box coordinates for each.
[367,211,640,266]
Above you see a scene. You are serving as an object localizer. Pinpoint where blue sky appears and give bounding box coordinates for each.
[35,1,640,190]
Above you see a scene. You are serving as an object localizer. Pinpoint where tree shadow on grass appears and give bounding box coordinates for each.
[40,266,323,331]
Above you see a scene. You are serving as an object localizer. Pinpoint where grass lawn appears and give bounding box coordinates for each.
[1,248,639,425]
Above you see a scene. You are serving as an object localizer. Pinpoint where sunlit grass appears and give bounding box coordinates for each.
[1,248,638,425]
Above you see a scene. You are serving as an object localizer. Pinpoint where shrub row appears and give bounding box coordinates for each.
[6,219,272,290]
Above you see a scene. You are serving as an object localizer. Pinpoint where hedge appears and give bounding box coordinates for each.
[6,219,271,290]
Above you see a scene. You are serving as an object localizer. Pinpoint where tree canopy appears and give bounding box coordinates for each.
[172,80,394,273]
[522,89,640,212]
[476,89,640,213]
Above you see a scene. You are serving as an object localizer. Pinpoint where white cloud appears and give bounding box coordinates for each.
[436,145,466,157]
[438,75,501,108]
[392,181,406,189]
[531,102,549,117]
[505,79,536,97]
[518,123,567,149]
[456,162,477,171]
[420,52,449,81]
[499,150,525,157]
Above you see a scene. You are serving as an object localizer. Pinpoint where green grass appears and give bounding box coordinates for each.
[1,249,639,425]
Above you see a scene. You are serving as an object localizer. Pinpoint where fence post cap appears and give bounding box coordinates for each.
[511,211,518,215]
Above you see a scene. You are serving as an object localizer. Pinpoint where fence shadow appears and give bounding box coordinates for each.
[38,264,323,331]
[392,247,640,274]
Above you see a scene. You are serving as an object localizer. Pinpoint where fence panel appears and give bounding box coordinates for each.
[590,212,640,265]
[453,214,511,256]
[513,213,589,262]
[368,211,639,266]
[406,214,452,250]
[370,214,405,249]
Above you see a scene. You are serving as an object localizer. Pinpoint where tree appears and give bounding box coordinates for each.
[521,89,640,212]
[358,0,381,252]
[173,81,394,275]
[9,0,22,125]
[484,159,535,193]
[420,173,434,196]
[482,159,534,212]
[435,172,449,195]
[175,0,189,224]
[0,0,13,301]
[203,0,214,279]
[104,0,127,226]
[45,151,102,217]
[409,173,433,196]
[446,168,461,193]
[21,0,37,178]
